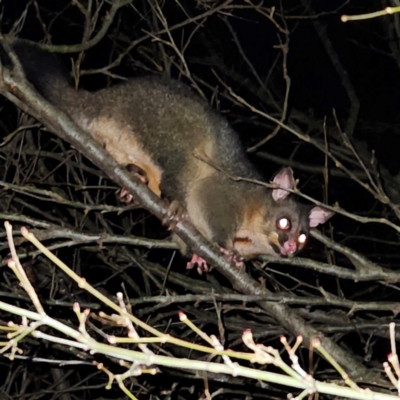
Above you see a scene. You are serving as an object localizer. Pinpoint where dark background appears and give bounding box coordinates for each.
[0,1,399,399]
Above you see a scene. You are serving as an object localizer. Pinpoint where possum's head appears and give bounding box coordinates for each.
[233,167,333,259]
[266,167,333,256]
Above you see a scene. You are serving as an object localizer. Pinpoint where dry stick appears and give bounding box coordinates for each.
[310,3,400,210]
[307,2,360,137]
[36,0,132,53]
[20,0,234,61]
[0,46,372,380]
[215,72,400,231]
[150,1,205,98]
[244,11,291,152]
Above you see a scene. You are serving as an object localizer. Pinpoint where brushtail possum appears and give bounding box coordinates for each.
[2,39,333,267]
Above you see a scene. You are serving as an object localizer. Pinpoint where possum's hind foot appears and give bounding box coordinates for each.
[186,254,209,275]
[220,248,244,268]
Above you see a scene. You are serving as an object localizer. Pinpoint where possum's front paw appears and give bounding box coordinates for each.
[220,248,244,268]
[162,199,188,229]
[186,249,244,275]
[119,164,149,204]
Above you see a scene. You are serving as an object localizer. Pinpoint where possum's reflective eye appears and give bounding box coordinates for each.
[277,217,290,230]
[298,233,307,244]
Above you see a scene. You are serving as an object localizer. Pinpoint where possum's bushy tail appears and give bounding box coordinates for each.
[1,39,73,106]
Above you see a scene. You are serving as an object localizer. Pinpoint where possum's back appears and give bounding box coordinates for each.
[7,40,262,200]
[85,77,261,182]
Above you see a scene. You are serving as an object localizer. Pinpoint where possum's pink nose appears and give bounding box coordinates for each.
[282,240,297,255]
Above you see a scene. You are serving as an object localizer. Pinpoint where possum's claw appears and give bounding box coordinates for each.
[119,188,137,204]
[162,199,187,229]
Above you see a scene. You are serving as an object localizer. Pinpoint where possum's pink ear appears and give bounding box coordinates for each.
[309,207,334,227]
[272,167,295,201]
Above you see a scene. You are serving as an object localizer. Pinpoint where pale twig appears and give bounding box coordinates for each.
[4,222,45,316]
[312,338,360,391]
[342,7,400,22]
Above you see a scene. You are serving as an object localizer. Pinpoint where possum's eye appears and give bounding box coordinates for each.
[277,217,290,230]
[298,233,307,244]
